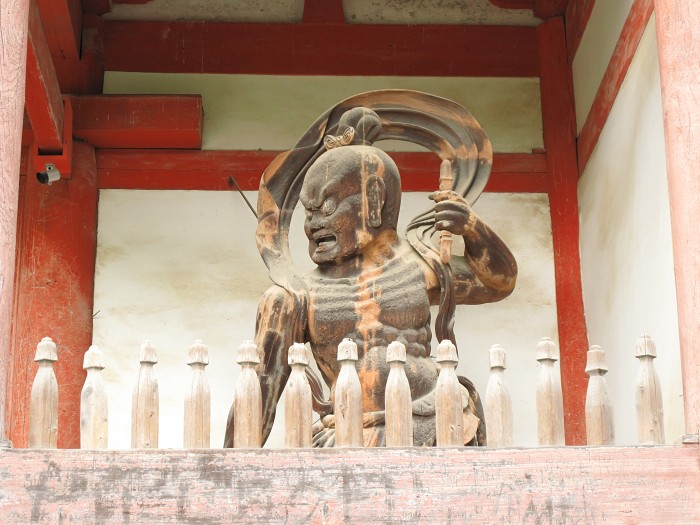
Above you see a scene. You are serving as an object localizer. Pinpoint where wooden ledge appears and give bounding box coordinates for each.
[0,446,697,523]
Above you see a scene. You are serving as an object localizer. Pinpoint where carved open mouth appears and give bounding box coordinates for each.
[313,232,337,250]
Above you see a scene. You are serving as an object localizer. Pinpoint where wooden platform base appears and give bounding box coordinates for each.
[0,445,698,523]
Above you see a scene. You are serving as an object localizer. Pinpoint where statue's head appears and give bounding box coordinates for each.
[300,142,401,266]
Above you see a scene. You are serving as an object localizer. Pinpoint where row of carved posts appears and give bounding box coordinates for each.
[28,334,665,449]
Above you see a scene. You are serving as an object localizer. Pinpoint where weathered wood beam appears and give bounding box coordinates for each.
[533,0,569,19]
[577,0,654,175]
[102,21,539,77]
[96,150,547,192]
[25,0,64,155]
[22,95,204,150]
[42,95,203,149]
[537,17,589,445]
[489,0,570,18]
[0,447,697,522]
[34,0,104,95]
[488,0,534,8]
[57,13,105,95]
[565,0,596,62]
[81,0,112,16]
[36,0,82,63]
[302,0,344,24]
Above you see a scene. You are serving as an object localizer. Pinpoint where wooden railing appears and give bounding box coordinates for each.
[28,333,666,450]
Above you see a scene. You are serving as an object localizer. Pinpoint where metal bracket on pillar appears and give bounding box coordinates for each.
[31,96,73,185]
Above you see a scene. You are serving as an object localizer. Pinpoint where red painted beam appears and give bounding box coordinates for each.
[393,152,547,192]
[36,0,81,63]
[82,0,112,15]
[537,17,589,445]
[71,95,203,149]
[36,2,104,96]
[577,0,653,176]
[565,0,596,62]
[489,0,534,8]
[96,150,547,192]
[9,142,99,449]
[534,0,569,19]
[102,21,539,77]
[303,0,344,23]
[23,95,204,149]
[25,0,64,154]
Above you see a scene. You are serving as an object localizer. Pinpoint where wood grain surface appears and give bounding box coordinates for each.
[0,446,697,523]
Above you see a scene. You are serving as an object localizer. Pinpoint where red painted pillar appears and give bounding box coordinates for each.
[537,17,590,445]
[654,0,700,443]
[9,142,99,448]
[0,0,31,448]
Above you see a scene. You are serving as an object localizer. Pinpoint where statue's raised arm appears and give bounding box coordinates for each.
[225,90,517,448]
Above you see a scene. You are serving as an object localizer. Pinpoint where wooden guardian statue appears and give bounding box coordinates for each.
[224,90,517,447]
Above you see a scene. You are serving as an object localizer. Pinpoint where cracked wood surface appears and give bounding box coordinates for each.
[0,446,697,523]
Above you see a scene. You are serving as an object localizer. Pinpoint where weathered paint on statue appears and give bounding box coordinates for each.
[225,93,517,447]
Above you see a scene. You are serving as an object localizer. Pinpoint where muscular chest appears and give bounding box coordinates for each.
[306,260,430,345]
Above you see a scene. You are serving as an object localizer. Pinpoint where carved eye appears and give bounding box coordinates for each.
[321,198,337,216]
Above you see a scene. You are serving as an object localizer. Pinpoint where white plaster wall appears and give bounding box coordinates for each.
[103,73,543,153]
[93,190,557,449]
[572,0,634,132]
[578,17,683,444]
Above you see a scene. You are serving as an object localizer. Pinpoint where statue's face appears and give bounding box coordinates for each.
[300,150,374,265]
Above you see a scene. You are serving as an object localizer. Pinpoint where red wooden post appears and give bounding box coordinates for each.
[654,0,700,443]
[537,17,590,445]
[9,142,99,448]
[0,0,31,449]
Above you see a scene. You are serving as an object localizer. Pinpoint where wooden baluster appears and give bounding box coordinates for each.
[184,340,210,448]
[536,337,565,446]
[435,339,463,447]
[234,340,262,448]
[131,341,159,449]
[285,342,312,448]
[80,345,108,449]
[585,345,615,445]
[29,337,58,449]
[485,344,513,448]
[334,338,363,447]
[635,334,665,444]
[385,341,413,447]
